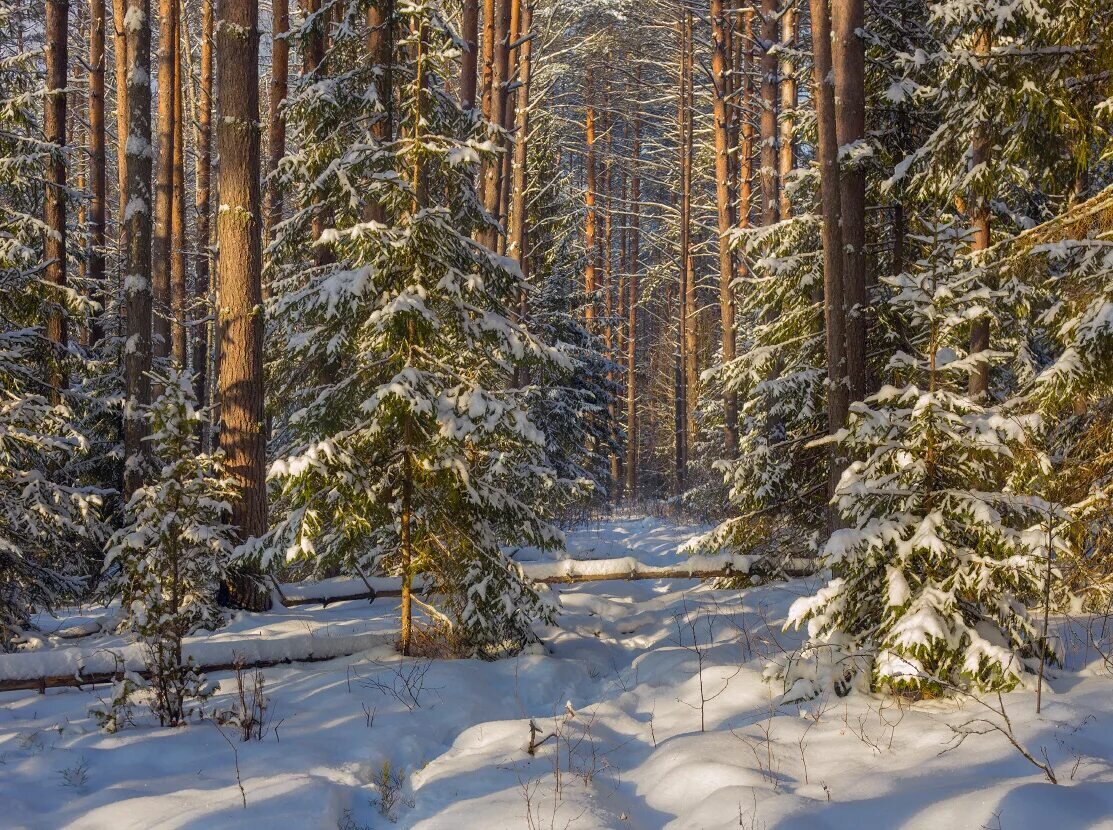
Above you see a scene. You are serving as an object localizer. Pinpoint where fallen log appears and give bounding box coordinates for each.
[0,630,394,694]
[278,555,817,606]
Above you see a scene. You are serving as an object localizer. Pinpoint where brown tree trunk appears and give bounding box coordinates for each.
[968,27,992,400]
[625,93,640,501]
[89,0,108,347]
[680,8,697,465]
[810,0,847,529]
[711,0,737,455]
[461,0,479,110]
[759,0,778,226]
[45,0,69,395]
[496,0,521,256]
[738,9,753,233]
[265,0,288,244]
[124,0,153,493]
[365,1,393,225]
[216,0,267,543]
[193,0,213,430]
[171,25,187,364]
[480,0,510,247]
[113,0,129,291]
[152,0,177,360]
[832,0,867,401]
[507,2,532,268]
[778,3,796,219]
[584,67,597,325]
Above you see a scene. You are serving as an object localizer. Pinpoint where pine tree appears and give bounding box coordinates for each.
[105,369,235,725]
[268,0,571,654]
[783,219,1056,698]
[0,0,105,650]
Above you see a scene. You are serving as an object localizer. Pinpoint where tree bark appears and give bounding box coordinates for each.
[215,0,267,542]
[507,2,532,268]
[193,0,214,433]
[265,0,288,244]
[123,0,153,494]
[778,2,796,219]
[152,0,177,360]
[461,0,479,110]
[171,21,187,364]
[624,91,640,501]
[365,1,393,225]
[584,67,597,325]
[89,0,108,347]
[680,8,697,466]
[45,0,69,395]
[480,0,509,247]
[810,0,847,529]
[759,0,779,226]
[968,27,992,400]
[831,0,867,401]
[711,0,737,455]
[113,0,129,294]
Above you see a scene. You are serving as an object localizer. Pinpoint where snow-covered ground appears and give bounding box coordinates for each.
[2,517,1113,829]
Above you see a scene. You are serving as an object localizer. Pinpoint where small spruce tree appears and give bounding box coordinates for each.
[105,369,236,725]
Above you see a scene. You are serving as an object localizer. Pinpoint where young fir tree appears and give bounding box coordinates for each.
[0,0,105,649]
[784,219,1055,698]
[268,0,571,655]
[105,369,236,725]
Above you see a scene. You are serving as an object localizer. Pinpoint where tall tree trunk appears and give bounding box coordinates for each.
[171,25,187,364]
[152,0,177,360]
[739,9,753,233]
[711,0,737,455]
[124,0,153,494]
[831,0,867,401]
[968,27,992,400]
[366,1,393,225]
[507,2,532,266]
[584,67,597,325]
[113,0,129,293]
[810,0,847,530]
[497,0,521,256]
[625,92,640,501]
[89,0,108,347]
[45,0,69,395]
[460,0,479,110]
[680,8,697,467]
[216,0,267,545]
[778,2,796,219]
[265,0,288,244]
[759,0,778,226]
[480,0,509,248]
[193,0,213,435]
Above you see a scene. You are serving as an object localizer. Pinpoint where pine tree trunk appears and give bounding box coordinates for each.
[113,0,129,293]
[171,23,187,364]
[738,9,753,234]
[968,27,992,400]
[778,4,796,219]
[625,96,640,501]
[265,0,288,244]
[45,0,69,395]
[152,0,177,360]
[680,9,697,467]
[759,0,778,226]
[461,0,479,110]
[810,0,847,530]
[584,68,597,325]
[124,0,153,494]
[366,1,392,225]
[193,0,213,436]
[480,0,509,249]
[215,0,267,547]
[89,0,108,347]
[711,0,737,456]
[831,0,867,401]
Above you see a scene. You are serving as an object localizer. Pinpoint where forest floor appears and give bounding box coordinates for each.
[2,517,1113,829]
